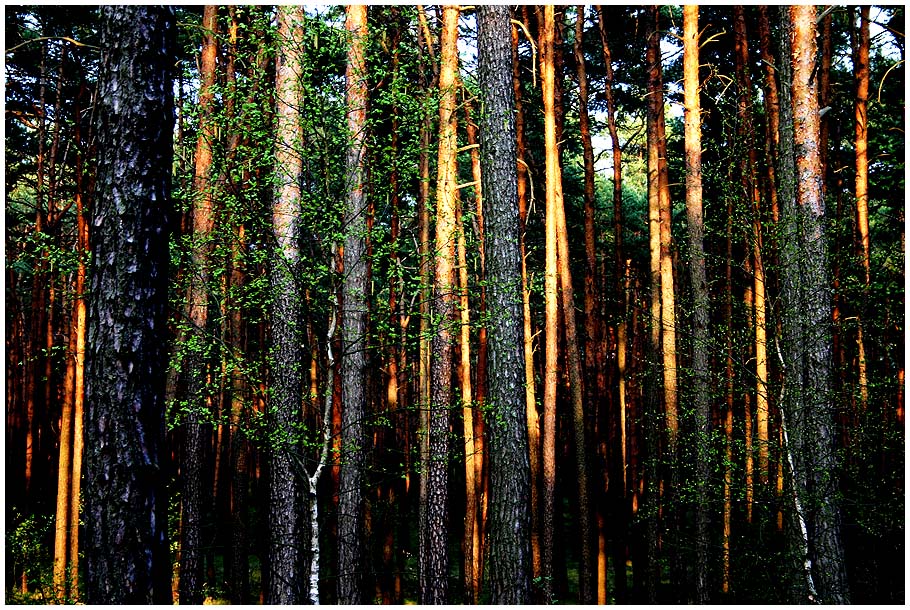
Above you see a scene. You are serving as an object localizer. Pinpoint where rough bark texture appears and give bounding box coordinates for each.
[478,6,532,604]
[683,6,710,603]
[83,6,174,603]
[774,8,803,598]
[420,6,459,604]
[784,6,850,604]
[338,6,368,604]
[268,7,305,604]
[180,6,218,604]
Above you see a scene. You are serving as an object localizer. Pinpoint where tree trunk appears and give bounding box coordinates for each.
[338,6,369,603]
[420,6,459,604]
[84,7,174,603]
[854,6,871,412]
[415,11,434,592]
[683,6,710,603]
[733,4,770,502]
[596,10,631,601]
[511,15,542,589]
[455,181,480,604]
[783,6,851,603]
[180,6,218,603]
[267,7,306,603]
[478,6,533,603]
[540,6,560,602]
[463,103,488,600]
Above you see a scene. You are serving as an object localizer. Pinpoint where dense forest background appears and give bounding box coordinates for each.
[5,4,904,604]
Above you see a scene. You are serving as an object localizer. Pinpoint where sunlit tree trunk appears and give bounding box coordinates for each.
[854,5,871,412]
[684,6,710,603]
[415,9,435,588]
[573,12,608,598]
[782,6,851,603]
[644,8,664,600]
[540,6,560,603]
[460,97,485,605]
[420,6,459,604]
[54,72,85,600]
[455,186,480,604]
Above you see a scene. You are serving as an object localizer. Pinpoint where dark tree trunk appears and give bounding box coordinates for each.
[84,6,175,604]
[478,5,532,604]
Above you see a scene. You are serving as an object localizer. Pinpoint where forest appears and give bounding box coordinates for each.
[4,4,904,605]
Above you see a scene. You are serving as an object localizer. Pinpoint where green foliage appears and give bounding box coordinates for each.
[5,510,55,604]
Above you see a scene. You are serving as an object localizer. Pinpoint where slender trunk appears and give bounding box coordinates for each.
[653,7,678,449]
[54,76,82,597]
[511,16,542,587]
[415,12,434,587]
[596,11,630,600]
[68,190,88,599]
[338,7,369,603]
[854,6,871,412]
[54,282,76,602]
[456,191,479,604]
[420,7,460,604]
[180,7,218,603]
[463,100,486,603]
[540,6,560,603]
[723,166,735,597]
[644,10,663,601]
[734,4,769,502]
[684,6,710,603]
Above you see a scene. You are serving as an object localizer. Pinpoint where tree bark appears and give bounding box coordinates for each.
[854,6,871,412]
[783,6,851,603]
[267,7,306,604]
[455,178,480,604]
[683,6,710,603]
[415,10,434,592]
[84,6,174,603]
[338,6,369,604]
[180,6,218,603]
[420,6,459,604]
[540,6,560,602]
[511,15,542,589]
[478,6,533,604]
